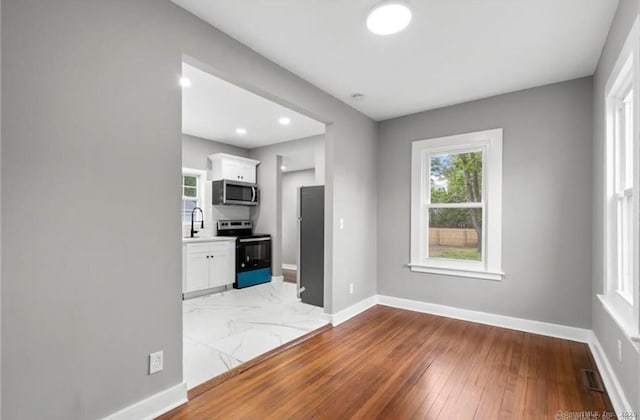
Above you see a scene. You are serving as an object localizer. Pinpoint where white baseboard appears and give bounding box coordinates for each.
[282,264,297,270]
[271,275,284,284]
[335,294,633,417]
[376,295,592,343]
[588,332,633,416]
[102,382,187,420]
[323,295,378,326]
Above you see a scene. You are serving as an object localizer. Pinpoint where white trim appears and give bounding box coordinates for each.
[102,382,187,420]
[182,167,207,225]
[597,294,640,343]
[282,264,297,271]
[408,263,504,281]
[376,295,591,342]
[588,332,635,417]
[322,295,378,326]
[410,128,503,278]
[602,16,640,339]
[289,292,635,417]
[271,275,284,284]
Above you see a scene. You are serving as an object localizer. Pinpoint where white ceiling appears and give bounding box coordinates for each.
[281,150,316,173]
[181,63,326,149]
[174,0,618,121]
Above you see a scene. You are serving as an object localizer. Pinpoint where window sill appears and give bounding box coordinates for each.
[597,294,640,344]
[408,263,504,281]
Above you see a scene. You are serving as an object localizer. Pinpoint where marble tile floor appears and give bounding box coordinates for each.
[183,280,328,389]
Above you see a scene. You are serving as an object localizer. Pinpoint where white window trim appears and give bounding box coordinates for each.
[182,168,206,225]
[599,16,640,341]
[409,128,504,281]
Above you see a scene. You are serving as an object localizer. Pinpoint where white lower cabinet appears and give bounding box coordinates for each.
[183,241,235,294]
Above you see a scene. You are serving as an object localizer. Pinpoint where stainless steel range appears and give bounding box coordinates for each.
[217,220,272,288]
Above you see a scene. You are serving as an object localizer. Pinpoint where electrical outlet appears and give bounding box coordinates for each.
[349,283,354,294]
[149,350,164,375]
[339,218,345,230]
[617,340,623,363]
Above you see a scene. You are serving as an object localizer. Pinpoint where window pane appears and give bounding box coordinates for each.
[183,175,197,188]
[618,195,633,302]
[623,89,633,190]
[430,151,482,203]
[182,199,198,222]
[428,208,482,261]
[183,186,197,198]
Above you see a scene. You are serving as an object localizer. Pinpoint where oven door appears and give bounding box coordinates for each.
[236,237,271,272]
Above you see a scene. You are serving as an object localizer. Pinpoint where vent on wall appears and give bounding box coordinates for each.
[581,369,605,393]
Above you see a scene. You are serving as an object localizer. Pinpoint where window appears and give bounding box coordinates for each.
[410,128,503,280]
[182,168,206,223]
[601,17,639,338]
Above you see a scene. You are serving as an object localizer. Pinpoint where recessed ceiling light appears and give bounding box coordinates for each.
[236,128,247,135]
[179,76,192,87]
[366,1,412,35]
[278,117,291,126]
[281,165,287,171]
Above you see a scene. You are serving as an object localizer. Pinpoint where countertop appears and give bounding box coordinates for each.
[182,236,237,244]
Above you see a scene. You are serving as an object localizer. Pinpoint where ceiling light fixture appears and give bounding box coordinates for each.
[281,165,287,171]
[278,117,291,126]
[236,128,247,135]
[366,1,412,35]
[179,76,192,87]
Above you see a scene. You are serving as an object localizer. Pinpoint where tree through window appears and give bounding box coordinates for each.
[410,128,503,280]
[429,151,483,261]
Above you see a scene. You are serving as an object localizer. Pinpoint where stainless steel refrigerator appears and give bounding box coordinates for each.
[297,185,324,308]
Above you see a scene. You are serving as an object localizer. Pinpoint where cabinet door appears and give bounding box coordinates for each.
[221,160,244,181]
[209,243,233,288]
[185,244,211,292]
[241,163,256,183]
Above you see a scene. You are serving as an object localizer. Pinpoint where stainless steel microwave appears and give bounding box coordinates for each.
[212,180,259,206]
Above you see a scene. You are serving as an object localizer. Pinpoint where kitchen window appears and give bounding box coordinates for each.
[410,128,503,280]
[599,17,640,340]
[182,168,206,223]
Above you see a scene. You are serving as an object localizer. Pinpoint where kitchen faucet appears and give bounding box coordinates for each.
[190,207,204,238]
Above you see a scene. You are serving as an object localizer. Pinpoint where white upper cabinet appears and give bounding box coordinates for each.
[208,153,260,183]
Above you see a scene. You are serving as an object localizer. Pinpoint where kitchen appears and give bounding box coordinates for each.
[180,62,329,389]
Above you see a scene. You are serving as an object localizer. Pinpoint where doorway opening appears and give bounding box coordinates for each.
[180,60,328,391]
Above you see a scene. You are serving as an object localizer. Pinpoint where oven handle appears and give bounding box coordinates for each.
[239,237,271,243]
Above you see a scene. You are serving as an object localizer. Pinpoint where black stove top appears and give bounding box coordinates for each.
[217,220,270,240]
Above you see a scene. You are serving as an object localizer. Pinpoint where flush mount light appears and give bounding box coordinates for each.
[278,117,291,126]
[236,128,247,135]
[179,76,192,87]
[366,1,412,35]
[281,165,287,171]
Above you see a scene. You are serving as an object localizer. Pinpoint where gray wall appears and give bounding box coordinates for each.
[592,0,640,411]
[282,169,315,266]
[182,133,249,169]
[182,134,250,236]
[377,77,594,328]
[249,135,324,277]
[1,1,377,419]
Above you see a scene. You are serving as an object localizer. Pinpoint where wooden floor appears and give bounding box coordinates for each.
[160,306,614,420]
[282,268,296,283]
